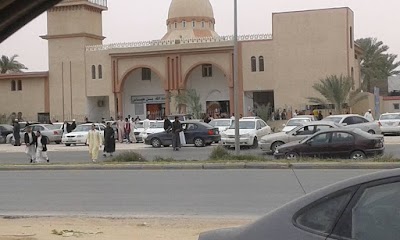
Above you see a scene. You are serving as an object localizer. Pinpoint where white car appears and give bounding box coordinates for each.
[62,123,105,146]
[221,117,271,148]
[208,119,234,133]
[379,112,400,135]
[281,117,314,132]
[324,114,382,134]
[134,120,156,142]
[140,121,165,141]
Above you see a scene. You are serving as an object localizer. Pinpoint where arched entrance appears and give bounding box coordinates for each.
[119,67,166,120]
[184,63,231,118]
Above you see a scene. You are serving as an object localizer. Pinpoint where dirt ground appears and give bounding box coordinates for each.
[0,217,252,240]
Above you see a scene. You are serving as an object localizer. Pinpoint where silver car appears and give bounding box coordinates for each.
[379,112,400,135]
[8,124,63,145]
[199,168,400,240]
[260,121,339,153]
[324,114,381,134]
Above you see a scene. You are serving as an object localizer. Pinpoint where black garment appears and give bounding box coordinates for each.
[318,113,323,121]
[24,132,37,145]
[70,122,77,131]
[172,120,182,150]
[204,117,211,124]
[62,123,71,133]
[164,119,172,131]
[104,126,116,153]
[35,136,48,152]
[13,122,21,146]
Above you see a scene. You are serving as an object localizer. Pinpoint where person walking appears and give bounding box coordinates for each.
[364,109,374,121]
[35,131,49,163]
[103,122,115,157]
[129,117,137,143]
[124,118,131,143]
[87,124,102,163]
[13,119,21,146]
[117,116,124,143]
[24,126,37,163]
[163,115,172,132]
[171,116,182,151]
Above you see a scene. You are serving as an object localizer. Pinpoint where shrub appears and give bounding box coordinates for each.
[209,146,231,160]
[153,156,176,162]
[107,151,146,162]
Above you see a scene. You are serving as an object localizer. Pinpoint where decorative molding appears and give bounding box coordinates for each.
[167,16,215,25]
[0,71,49,80]
[86,34,273,52]
[41,32,105,40]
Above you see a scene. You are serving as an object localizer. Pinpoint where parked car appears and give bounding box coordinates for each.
[8,124,63,145]
[198,168,400,240]
[274,128,384,160]
[324,114,381,134]
[221,118,271,148]
[260,121,340,153]
[145,121,220,148]
[140,121,165,141]
[167,114,194,121]
[62,123,105,146]
[208,119,234,133]
[0,124,13,144]
[134,120,156,142]
[281,117,315,132]
[379,112,400,135]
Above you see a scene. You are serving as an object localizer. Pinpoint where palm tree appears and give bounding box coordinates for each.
[173,89,203,119]
[356,38,400,92]
[0,54,27,74]
[308,75,367,114]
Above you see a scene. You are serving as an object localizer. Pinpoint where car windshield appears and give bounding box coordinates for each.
[135,122,144,129]
[43,124,59,130]
[73,125,92,132]
[229,121,255,130]
[209,120,231,127]
[380,114,400,120]
[323,117,343,124]
[286,119,310,126]
[1,125,13,131]
[150,122,164,128]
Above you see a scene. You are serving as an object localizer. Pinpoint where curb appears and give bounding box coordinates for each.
[0,162,398,171]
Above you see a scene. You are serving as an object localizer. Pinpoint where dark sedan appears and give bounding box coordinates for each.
[145,121,220,148]
[0,124,13,144]
[199,168,400,240]
[274,128,384,160]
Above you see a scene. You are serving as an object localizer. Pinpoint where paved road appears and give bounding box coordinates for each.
[0,169,378,217]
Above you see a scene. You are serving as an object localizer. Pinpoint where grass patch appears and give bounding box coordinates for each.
[208,146,266,161]
[106,151,146,162]
[153,156,178,162]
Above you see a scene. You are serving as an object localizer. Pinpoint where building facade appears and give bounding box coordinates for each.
[0,0,362,122]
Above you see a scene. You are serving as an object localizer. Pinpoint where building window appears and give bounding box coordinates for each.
[202,64,213,77]
[350,26,353,49]
[394,103,400,110]
[251,56,257,72]
[17,80,22,91]
[351,67,355,89]
[201,21,205,28]
[174,22,177,29]
[182,21,186,28]
[259,56,265,72]
[91,65,96,79]
[11,80,16,91]
[142,68,151,80]
[98,65,103,79]
[192,21,196,27]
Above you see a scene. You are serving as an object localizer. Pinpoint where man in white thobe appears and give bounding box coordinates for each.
[117,117,124,143]
[87,124,102,162]
[129,117,137,143]
[35,131,49,163]
[364,109,374,122]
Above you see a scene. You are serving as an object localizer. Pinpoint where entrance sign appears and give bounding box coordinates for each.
[131,95,165,104]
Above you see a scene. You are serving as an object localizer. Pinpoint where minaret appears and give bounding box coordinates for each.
[41,0,107,121]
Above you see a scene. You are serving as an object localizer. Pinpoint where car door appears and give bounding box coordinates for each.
[289,125,316,142]
[259,120,270,136]
[328,177,400,240]
[304,132,332,158]
[255,120,263,138]
[329,132,355,158]
[183,123,198,144]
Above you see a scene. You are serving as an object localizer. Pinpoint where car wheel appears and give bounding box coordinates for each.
[350,151,366,160]
[271,141,284,152]
[251,137,258,149]
[151,138,162,148]
[367,130,375,134]
[285,152,299,160]
[65,144,71,147]
[194,138,205,147]
[55,141,61,144]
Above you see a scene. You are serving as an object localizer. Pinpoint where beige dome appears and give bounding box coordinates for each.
[168,0,214,20]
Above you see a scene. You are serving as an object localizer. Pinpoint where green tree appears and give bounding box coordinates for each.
[0,54,27,74]
[356,38,400,92]
[174,89,203,119]
[308,75,367,113]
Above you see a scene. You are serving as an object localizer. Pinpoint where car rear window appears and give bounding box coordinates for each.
[287,119,311,126]
[380,114,400,120]
[43,124,59,130]
[324,117,342,124]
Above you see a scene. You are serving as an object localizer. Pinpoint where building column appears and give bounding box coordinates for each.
[117,92,123,118]
[165,90,170,115]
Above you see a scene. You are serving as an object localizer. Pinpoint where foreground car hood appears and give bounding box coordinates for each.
[282,126,296,132]
[199,227,243,240]
[277,140,302,151]
[224,129,255,135]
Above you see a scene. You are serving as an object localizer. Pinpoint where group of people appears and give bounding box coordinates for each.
[163,116,182,151]
[85,122,116,162]
[115,115,143,144]
[23,125,49,163]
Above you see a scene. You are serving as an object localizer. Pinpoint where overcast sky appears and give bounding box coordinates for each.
[0,0,399,71]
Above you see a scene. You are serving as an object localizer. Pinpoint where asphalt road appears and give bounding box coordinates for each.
[0,169,377,217]
[0,144,399,164]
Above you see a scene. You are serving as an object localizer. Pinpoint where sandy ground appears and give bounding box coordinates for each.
[0,217,252,240]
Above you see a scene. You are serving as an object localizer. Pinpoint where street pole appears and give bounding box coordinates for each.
[233,0,240,155]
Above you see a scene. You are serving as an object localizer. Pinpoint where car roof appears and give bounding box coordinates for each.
[301,121,336,126]
[292,115,314,118]
[381,112,400,115]
[326,114,361,117]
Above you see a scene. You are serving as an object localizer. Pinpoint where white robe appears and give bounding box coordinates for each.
[87,130,102,160]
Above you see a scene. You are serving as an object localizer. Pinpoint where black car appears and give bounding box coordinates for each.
[274,128,384,160]
[0,124,13,144]
[145,121,220,148]
[199,168,400,240]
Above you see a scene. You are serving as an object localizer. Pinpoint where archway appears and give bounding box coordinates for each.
[184,63,231,117]
[120,67,166,120]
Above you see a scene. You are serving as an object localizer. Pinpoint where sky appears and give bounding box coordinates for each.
[0,0,399,71]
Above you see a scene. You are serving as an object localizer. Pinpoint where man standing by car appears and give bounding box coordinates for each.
[62,121,71,134]
[364,109,374,121]
[13,119,21,146]
[70,119,77,132]
[164,115,172,132]
[172,116,182,151]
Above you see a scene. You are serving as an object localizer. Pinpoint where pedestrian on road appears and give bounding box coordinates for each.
[124,118,132,143]
[164,115,172,132]
[364,109,374,121]
[103,122,115,157]
[13,119,21,146]
[24,126,37,163]
[172,116,182,151]
[35,131,49,163]
[117,116,124,143]
[87,124,102,163]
